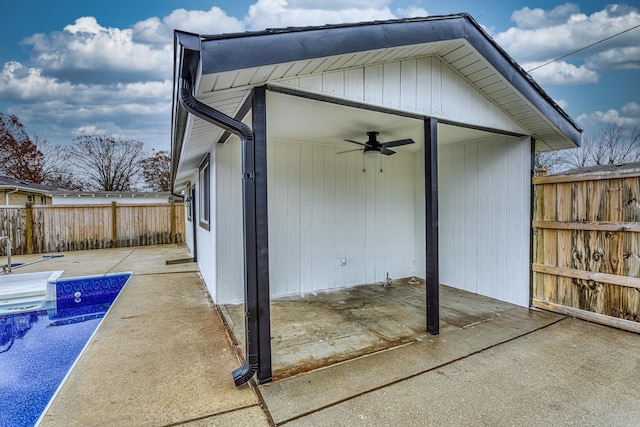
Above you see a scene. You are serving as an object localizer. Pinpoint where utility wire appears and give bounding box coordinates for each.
[527,22,640,72]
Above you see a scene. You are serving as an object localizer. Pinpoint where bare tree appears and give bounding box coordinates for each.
[534,150,566,173]
[140,150,171,192]
[0,113,45,182]
[563,122,640,170]
[65,136,147,191]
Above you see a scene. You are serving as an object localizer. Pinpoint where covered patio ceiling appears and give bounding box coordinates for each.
[263,90,503,153]
[174,89,504,188]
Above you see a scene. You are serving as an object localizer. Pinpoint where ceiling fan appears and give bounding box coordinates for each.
[338,131,415,156]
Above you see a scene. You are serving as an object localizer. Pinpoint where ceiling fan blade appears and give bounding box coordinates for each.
[337,148,364,155]
[344,139,367,147]
[380,138,415,148]
[380,147,396,155]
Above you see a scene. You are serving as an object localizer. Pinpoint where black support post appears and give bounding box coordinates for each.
[252,86,272,383]
[425,117,439,335]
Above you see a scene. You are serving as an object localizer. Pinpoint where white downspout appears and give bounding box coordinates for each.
[5,187,19,205]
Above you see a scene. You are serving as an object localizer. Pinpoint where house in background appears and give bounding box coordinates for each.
[0,175,55,205]
[50,191,179,205]
[171,14,581,384]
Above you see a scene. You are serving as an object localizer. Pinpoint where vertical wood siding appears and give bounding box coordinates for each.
[281,56,525,135]
[438,136,531,307]
[214,139,416,303]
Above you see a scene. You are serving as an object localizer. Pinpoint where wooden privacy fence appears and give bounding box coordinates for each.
[532,166,640,333]
[0,202,184,255]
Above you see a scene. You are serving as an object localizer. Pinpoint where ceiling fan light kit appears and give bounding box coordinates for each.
[341,131,415,157]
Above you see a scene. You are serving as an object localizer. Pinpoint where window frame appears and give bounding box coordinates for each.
[186,182,192,222]
[198,155,210,230]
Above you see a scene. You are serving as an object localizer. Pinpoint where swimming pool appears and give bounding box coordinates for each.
[0,272,131,427]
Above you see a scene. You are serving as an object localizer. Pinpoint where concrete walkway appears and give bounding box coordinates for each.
[14,245,270,427]
[5,246,639,426]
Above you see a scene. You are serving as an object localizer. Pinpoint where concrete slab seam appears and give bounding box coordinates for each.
[158,403,264,427]
[105,247,137,274]
[275,316,569,426]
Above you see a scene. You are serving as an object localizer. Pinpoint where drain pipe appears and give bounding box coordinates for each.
[178,77,259,386]
[5,187,19,206]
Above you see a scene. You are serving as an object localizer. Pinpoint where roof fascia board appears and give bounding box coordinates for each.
[201,16,465,75]
[461,21,582,147]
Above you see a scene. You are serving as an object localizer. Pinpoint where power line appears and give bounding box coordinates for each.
[527,22,640,73]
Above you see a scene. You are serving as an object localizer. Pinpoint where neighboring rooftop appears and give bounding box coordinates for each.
[0,175,60,193]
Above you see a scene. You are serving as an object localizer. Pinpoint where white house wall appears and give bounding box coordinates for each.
[214,138,244,303]
[183,181,195,259]
[279,56,527,136]
[213,137,416,304]
[437,136,531,307]
[193,144,219,302]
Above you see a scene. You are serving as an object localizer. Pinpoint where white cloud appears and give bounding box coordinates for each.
[577,102,640,129]
[0,61,75,101]
[622,101,640,117]
[495,3,640,85]
[24,17,172,83]
[245,0,395,30]
[511,3,581,29]
[526,60,599,85]
[288,0,391,9]
[396,6,429,18]
[585,45,640,72]
[134,6,245,45]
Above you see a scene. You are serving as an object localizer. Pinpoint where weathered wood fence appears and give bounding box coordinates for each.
[532,166,640,333]
[0,202,184,255]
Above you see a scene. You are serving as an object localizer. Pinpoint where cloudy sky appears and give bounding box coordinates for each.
[1,0,639,151]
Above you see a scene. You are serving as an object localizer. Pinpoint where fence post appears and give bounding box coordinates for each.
[111,201,118,248]
[25,203,34,254]
[170,200,176,243]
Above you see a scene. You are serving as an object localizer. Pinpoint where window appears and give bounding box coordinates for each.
[26,195,33,202]
[199,156,210,230]
[186,183,192,222]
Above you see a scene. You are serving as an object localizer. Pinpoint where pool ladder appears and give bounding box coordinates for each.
[1,236,11,274]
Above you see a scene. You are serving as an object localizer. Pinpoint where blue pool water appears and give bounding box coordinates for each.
[0,272,131,427]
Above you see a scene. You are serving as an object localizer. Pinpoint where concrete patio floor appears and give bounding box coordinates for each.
[3,245,639,426]
[220,278,545,381]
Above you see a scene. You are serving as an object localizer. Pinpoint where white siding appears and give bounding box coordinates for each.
[184,177,196,259]
[437,136,531,307]
[208,134,531,307]
[214,138,417,303]
[269,140,416,299]
[283,56,527,136]
[214,138,244,303]
[194,145,219,302]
